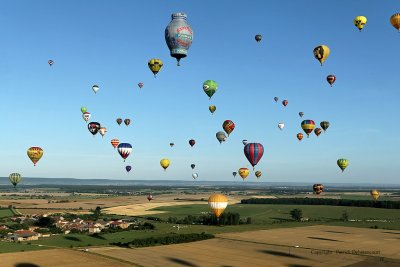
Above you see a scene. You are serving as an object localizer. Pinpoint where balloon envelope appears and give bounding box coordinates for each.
[92,85,99,94]
[232,172,237,178]
[320,121,330,132]
[216,132,227,144]
[244,143,264,169]
[189,139,195,147]
[301,120,315,137]
[327,75,336,86]
[354,16,367,31]
[124,119,131,126]
[160,158,170,171]
[370,190,380,201]
[209,105,216,114]
[192,173,198,179]
[148,59,163,77]
[82,112,91,122]
[239,168,250,180]
[208,194,228,218]
[9,173,22,188]
[337,158,349,172]
[255,34,262,42]
[313,184,324,195]
[297,133,304,141]
[390,13,400,32]
[203,80,218,99]
[126,166,132,173]
[282,100,288,107]
[117,143,132,161]
[222,120,235,136]
[111,139,120,149]
[313,45,330,66]
[191,164,195,169]
[88,122,100,136]
[27,147,44,166]
[116,118,123,125]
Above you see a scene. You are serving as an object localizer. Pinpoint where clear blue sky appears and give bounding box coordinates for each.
[0,0,399,184]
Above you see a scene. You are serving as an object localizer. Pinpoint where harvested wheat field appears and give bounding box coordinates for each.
[90,225,400,267]
[1,249,134,267]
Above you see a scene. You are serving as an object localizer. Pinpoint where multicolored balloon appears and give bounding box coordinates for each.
[27,147,44,166]
[255,171,262,179]
[209,105,216,114]
[148,58,163,77]
[99,127,107,138]
[203,80,218,99]
[82,112,91,122]
[297,133,304,141]
[337,158,349,172]
[301,120,315,138]
[255,34,262,42]
[116,118,123,125]
[313,184,324,195]
[208,193,228,219]
[390,13,400,32]
[278,123,285,130]
[138,82,144,89]
[111,139,120,149]
[81,107,87,114]
[320,121,330,132]
[327,75,336,87]
[244,143,264,169]
[216,131,227,144]
[282,100,288,107]
[48,60,54,66]
[147,193,154,201]
[124,118,131,126]
[117,143,132,162]
[314,128,322,137]
[222,120,235,136]
[370,190,380,201]
[239,168,250,180]
[299,112,304,118]
[354,16,367,31]
[189,139,195,147]
[126,166,132,173]
[165,13,193,66]
[242,140,248,146]
[313,45,330,66]
[9,173,22,188]
[88,122,101,136]
[160,158,170,171]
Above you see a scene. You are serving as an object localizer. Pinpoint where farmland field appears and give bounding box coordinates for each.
[0,208,13,218]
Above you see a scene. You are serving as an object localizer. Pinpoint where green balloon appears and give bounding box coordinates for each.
[81,106,87,114]
[203,80,218,99]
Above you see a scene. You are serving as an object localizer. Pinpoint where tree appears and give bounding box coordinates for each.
[341,210,349,222]
[290,209,303,221]
[35,217,55,228]
[93,206,102,219]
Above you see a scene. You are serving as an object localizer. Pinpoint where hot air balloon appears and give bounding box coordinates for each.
[255,171,262,179]
[116,118,122,125]
[111,139,119,149]
[138,82,144,89]
[313,184,324,195]
[9,173,22,188]
[165,13,193,66]
[222,120,235,136]
[92,85,99,94]
[48,60,54,66]
[274,97,278,102]
[255,34,262,42]
[320,121,330,132]
[216,131,227,144]
[170,142,174,147]
[354,16,367,31]
[301,120,315,137]
[147,193,154,201]
[314,128,322,137]
[88,122,100,136]
[297,133,304,141]
[99,127,107,138]
[282,100,288,107]
[313,45,330,66]
[278,123,285,130]
[117,143,132,162]
[370,190,380,201]
[27,147,44,166]
[242,140,248,146]
[160,158,170,171]
[244,143,264,170]
[208,193,228,219]
[390,13,400,32]
[203,80,218,99]
[299,112,304,118]
[124,119,131,126]
[209,105,216,115]
[192,173,198,179]
[148,58,163,77]
[232,172,237,178]
[189,139,195,147]
[82,112,91,122]
[337,158,349,172]
[126,166,132,173]
[81,107,87,113]
[327,75,336,87]
[238,168,250,180]
[191,164,195,169]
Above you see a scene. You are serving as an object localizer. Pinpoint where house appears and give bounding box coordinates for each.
[88,225,101,233]
[8,230,39,241]
[28,226,40,231]
[108,220,130,229]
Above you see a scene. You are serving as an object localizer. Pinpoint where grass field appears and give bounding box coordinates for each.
[0,241,49,253]
[0,208,13,218]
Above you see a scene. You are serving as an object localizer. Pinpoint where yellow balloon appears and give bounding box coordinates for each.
[208,193,228,218]
[370,190,380,201]
[209,105,216,114]
[354,16,367,31]
[160,158,170,171]
[390,13,400,32]
[313,45,330,66]
[148,58,163,77]
[239,168,250,180]
[27,147,44,166]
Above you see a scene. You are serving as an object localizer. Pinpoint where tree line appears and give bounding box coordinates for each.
[241,198,400,209]
[111,232,214,248]
[165,212,252,225]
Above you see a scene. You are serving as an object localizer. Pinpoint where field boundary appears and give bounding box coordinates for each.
[87,249,144,267]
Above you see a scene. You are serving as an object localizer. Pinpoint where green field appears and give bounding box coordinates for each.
[0,208,14,219]
[0,241,50,253]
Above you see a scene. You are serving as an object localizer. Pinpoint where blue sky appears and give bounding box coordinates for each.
[0,1,399,183]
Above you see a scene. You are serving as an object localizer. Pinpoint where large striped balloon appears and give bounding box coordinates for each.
[208,193,228,219]
[9,173,22,188]
[244,143,264,169]
[117,143,132,161]
[301,120,315,137]
[111,139,120,149]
